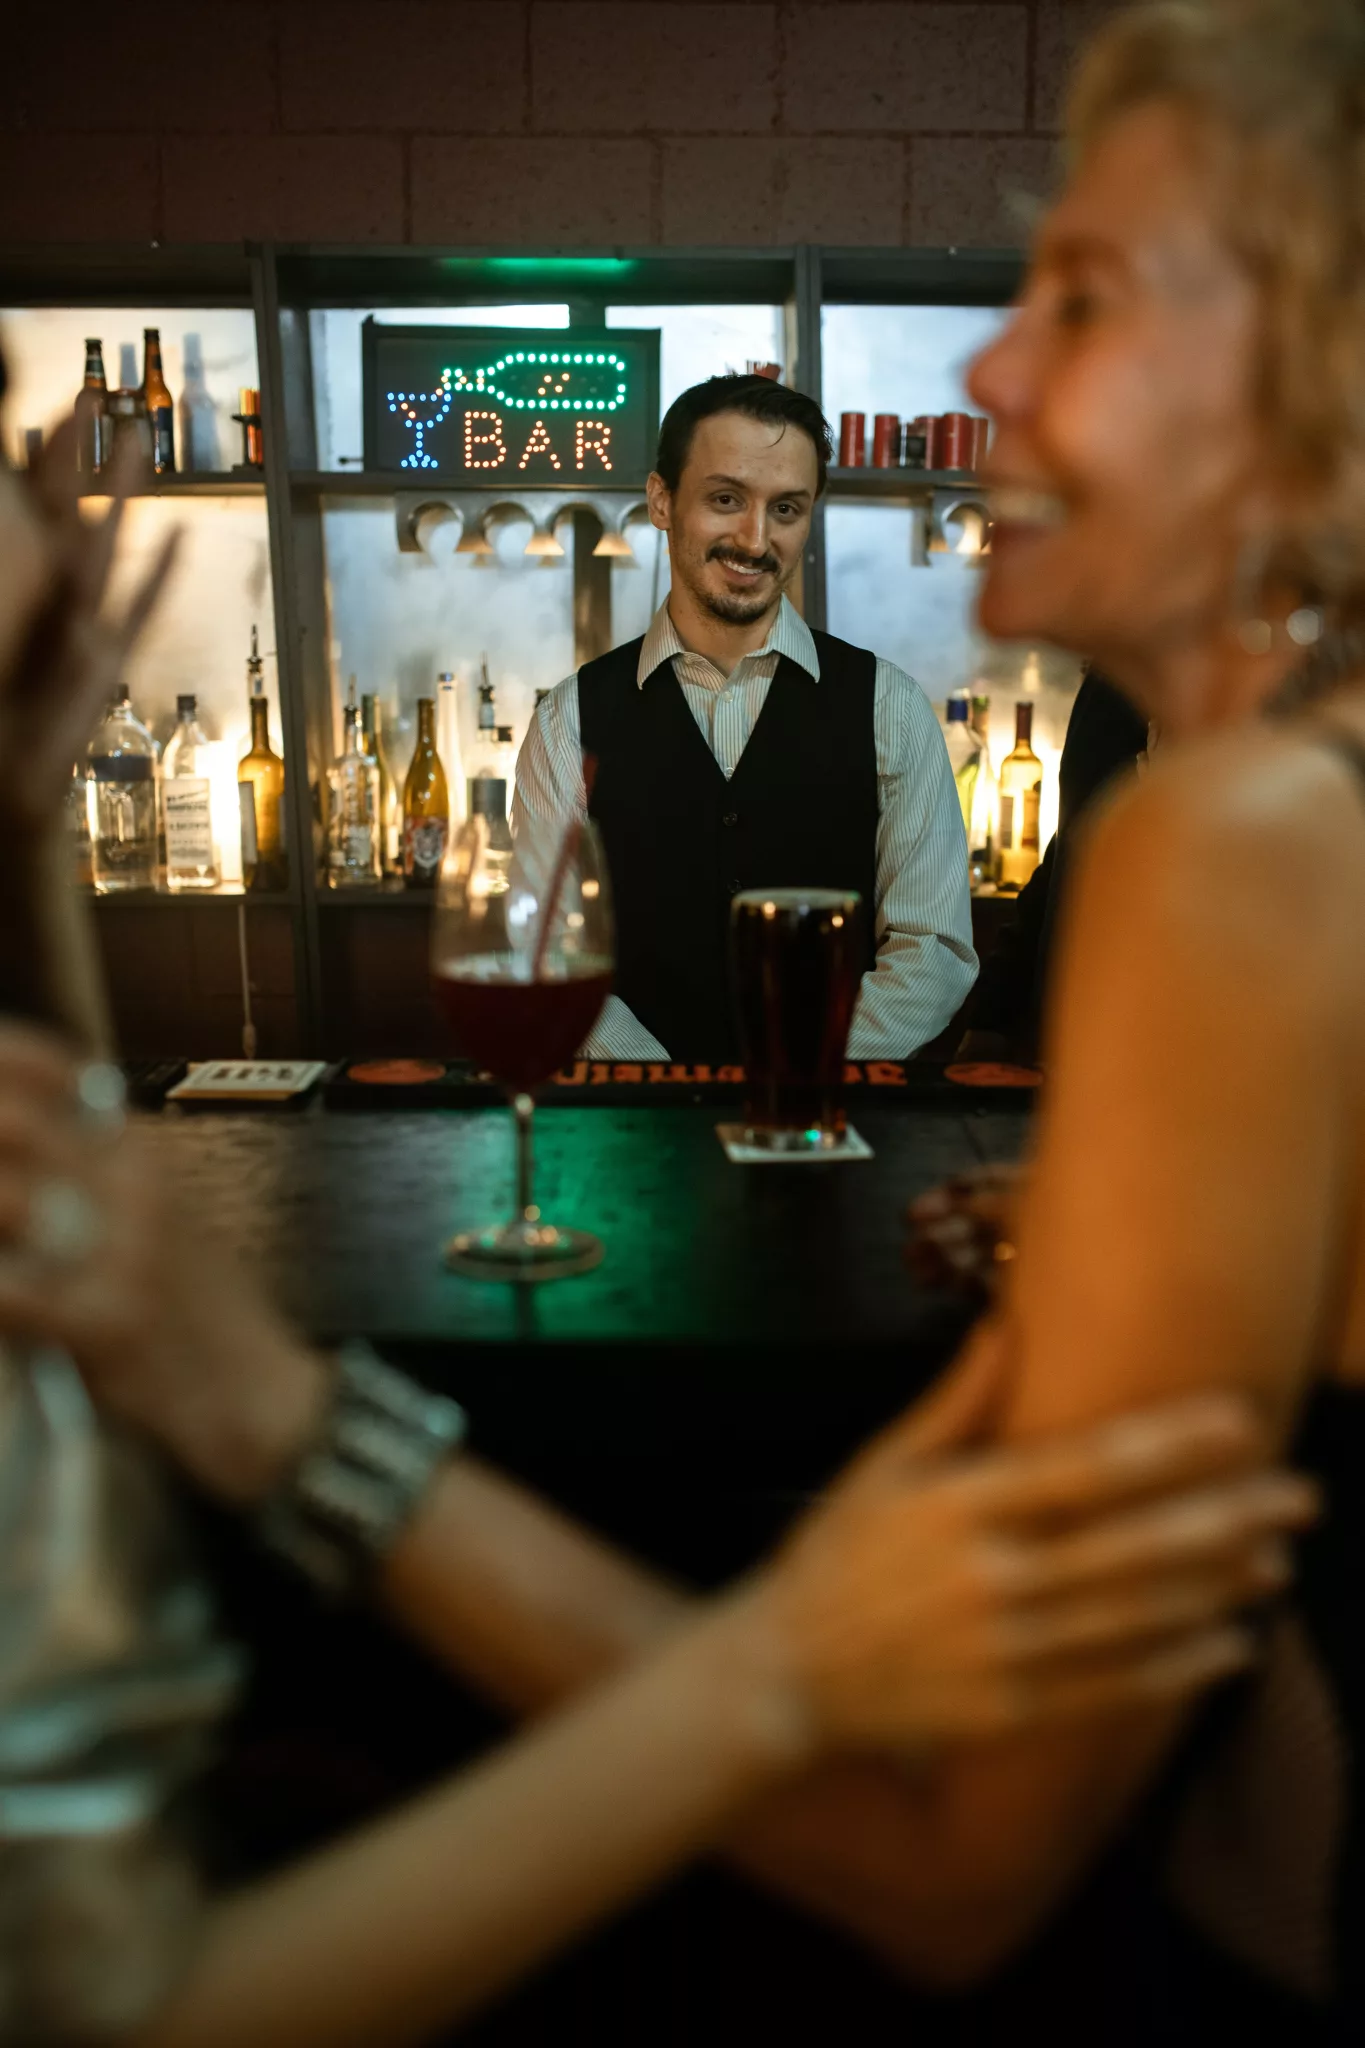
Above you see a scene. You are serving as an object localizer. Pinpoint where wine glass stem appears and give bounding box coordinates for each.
[512,1091,538,1222]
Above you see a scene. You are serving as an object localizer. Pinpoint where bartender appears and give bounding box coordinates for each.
[513,373,976,1060]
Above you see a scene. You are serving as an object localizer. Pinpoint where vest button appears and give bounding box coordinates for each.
[722,811,738,827]
[727,878,741,894]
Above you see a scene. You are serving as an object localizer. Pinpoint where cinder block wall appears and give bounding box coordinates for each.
[1,2,1119,248]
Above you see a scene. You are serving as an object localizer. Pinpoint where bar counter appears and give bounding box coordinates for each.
[161,1082,1036,2047]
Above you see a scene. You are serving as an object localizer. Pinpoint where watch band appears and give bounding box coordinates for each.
[255,1341,467,1598]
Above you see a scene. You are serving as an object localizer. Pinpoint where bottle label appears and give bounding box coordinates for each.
[1021,785,1041,851]
[238,782,258,866]
[345,826,374,867]
[469,776,508,821]
[149,404,175,471]
[91,754,154,784]
[404,816,447,878]
[165,779,215,865]
[999,793,1014,849]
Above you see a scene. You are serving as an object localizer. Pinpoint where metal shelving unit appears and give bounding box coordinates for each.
[5,238,1018,1055]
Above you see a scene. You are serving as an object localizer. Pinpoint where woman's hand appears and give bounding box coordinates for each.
[0,1024,328,1504]
[752,1322,1316,1756]
[906,1162,1026,1301]
[0,418,179,830]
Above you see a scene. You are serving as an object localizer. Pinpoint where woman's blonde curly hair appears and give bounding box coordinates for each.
[1069,0,1365,622]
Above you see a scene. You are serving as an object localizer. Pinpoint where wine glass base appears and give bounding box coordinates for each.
[443,1219,604,1284]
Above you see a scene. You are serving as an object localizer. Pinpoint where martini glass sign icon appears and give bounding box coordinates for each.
[387,350,630,470]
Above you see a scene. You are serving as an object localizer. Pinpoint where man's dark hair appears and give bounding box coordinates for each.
[654,374,833,496]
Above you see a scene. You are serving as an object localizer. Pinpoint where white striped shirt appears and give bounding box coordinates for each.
[512,597,977,1059]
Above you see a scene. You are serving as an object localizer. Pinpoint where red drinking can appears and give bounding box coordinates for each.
[838,411,866,468]
[941,412,975,470]
[871,413,900,467]
[911,413,941,469]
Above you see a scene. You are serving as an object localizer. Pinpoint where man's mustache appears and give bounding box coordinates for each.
[707,543,779,574]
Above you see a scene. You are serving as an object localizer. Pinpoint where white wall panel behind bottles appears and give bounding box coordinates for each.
[97,496,276,886]
[0,308,259,472]
[821,303,1005,428]
[319,498,576,792]
[825,508,1078,850]
[605,303,785,413]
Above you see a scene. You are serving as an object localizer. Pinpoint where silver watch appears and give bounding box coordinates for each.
[255,1341,468,1597]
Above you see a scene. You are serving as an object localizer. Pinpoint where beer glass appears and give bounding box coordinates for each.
[730,888,864,1150]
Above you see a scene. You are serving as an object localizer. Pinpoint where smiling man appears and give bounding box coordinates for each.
[514,374,977,1060]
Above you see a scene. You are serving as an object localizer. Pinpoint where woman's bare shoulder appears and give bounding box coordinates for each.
[1075,717,1363,958]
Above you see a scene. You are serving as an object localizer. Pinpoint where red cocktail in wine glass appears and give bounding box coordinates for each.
[431,811,613,1280]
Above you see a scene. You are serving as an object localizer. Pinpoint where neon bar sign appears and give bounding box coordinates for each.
[363,323,660,483]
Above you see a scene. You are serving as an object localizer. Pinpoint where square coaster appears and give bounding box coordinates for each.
[716,1123,874,1164]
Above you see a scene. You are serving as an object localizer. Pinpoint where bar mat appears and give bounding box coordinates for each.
[322,1059,1043,1110]
[717,1123,874,1164]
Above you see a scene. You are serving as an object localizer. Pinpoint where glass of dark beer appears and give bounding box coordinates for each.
[731,888,864,1150]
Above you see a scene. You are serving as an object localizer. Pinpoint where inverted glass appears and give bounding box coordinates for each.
[730,887,864,1151]
[431,812,613,1280]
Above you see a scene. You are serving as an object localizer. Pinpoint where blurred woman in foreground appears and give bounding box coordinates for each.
[0,419,1305,2039]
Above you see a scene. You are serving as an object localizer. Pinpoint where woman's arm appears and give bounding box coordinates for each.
[133,1589,810,2048]
[824,732,1357,1981]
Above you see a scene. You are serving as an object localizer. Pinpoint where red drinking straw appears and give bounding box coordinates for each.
[531,752,599,982]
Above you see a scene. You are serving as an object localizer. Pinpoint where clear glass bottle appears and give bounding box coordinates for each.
[968,694,999,888]
[74,338,107,477]
[942,692,982,842]
[88,687,158,893]
[162,694,220,891]
[360,692,399,875]
[437,670,465,826]
[67,762,94,887]
[998,700,1044,892]
[238,630,287,893]
[327,685,381,888]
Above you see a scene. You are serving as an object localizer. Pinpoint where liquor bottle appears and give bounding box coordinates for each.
[941,692,981,841]
[162,694,220,891]
[469,721,515,839]
[437,670,465,825]
[327,682,381,888]
[238,626,287,893]
[142,327,176,476]
[360,693,399,874]
[967,694,999,889]
[402,696,449,889]
[73,339,107,476]
[997,700,1044,892]
[88,687,158,893]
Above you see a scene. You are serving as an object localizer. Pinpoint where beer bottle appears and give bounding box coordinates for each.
[74,339,108,476]
[402,697,449,889]
[142,328,176,475]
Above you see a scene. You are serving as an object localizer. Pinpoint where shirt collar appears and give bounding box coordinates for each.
[635,595,820,688]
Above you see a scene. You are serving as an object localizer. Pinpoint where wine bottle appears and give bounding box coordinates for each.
[941,692,981,841]
[968,693,999,888]
[238,627,287,892]
[998,701,1044,892]
[402,696,449,889]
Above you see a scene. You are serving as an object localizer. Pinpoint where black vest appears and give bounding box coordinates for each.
[579,629,879,1060]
